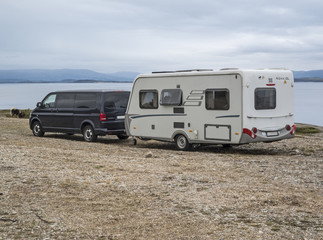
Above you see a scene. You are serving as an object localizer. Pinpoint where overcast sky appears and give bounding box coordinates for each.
[1,0,323,73]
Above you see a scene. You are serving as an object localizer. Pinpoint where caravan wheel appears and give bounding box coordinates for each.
[175,134,191,151]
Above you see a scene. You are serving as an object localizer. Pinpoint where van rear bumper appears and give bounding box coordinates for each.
[94,128,126,136]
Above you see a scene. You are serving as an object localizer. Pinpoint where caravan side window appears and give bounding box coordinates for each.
[139,90,158,109]
[205,89,230,110]
[160,89,182,105]
[255,88,276,110]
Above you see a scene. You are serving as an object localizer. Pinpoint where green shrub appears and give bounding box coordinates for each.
[296,126,320,134]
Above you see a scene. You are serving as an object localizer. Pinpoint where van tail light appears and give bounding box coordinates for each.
[285,125,291,131]
[243,128,257,139]
[100,113,107,121]
[290,124,296,135]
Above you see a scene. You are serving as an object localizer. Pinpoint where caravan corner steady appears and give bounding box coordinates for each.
[125,68,295,150]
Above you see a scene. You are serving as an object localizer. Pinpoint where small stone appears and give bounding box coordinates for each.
[145,152,153,158]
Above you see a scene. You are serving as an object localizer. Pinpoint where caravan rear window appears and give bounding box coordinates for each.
[205,89,230,110]
[139,90,158,109]
[160,89,182,105]
[255,88,276,110]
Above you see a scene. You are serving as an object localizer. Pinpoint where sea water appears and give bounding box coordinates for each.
[0,82,132,109]
[0,82,322,126]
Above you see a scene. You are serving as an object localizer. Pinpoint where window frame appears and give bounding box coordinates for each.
[139,90,158,109]
[254,88,276,110]
[205,88,230,110]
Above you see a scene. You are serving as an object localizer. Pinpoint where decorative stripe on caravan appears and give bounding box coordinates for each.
[216,115,240,119]
[130,114,187,119]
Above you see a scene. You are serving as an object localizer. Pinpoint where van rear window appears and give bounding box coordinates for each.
[104,92,130,110]
[255,88,276,110]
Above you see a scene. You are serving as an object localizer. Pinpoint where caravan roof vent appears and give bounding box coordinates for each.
[152,69,213,74]
[152,71,176,74]
[220,68,239,71]
[176,69,213,72]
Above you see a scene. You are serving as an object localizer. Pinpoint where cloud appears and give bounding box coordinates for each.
[0,0,323,72]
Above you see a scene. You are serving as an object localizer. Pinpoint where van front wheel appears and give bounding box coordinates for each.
[175,134,191,151]
[83,125,97,142]
[32,121,45,137]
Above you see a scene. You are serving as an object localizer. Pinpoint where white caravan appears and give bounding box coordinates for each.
[125,69,295,150]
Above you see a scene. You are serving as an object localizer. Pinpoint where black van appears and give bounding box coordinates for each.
[29,90,130,142]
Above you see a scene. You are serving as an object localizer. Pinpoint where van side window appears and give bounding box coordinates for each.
[75,93,97,108]
[160,89,182,105]
[205,89,230,110]
[139,90,158,109]
[56,93,75,108]
[255,88,276,110]
[42,94,56,108]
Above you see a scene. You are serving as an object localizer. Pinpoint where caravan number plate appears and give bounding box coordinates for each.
[117,115,125,119]
[266,131,279,137]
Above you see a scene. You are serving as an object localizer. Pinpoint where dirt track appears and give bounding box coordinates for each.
[0,116,322,239]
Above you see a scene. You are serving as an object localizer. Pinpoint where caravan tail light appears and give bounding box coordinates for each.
[252,127,258,134]
[243,128,257,139]
[100,113,107,121]
[290,124,296,135]
[285,125,291,131]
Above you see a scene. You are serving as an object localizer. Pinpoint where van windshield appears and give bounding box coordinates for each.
[104,92,130,111]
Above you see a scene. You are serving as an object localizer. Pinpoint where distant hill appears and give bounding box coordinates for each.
[1,69,322,83]
[293,70,323,82]
[0,69,140,83]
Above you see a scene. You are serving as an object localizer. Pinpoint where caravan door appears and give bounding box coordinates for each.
[203,75,242,144]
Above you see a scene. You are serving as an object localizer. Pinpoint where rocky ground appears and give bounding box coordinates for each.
[0,115,322,239]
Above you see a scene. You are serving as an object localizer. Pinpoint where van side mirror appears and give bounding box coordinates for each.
[36,102,42,108]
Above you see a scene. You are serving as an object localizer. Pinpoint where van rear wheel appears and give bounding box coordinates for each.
[117,134,129,140]
[175,134,191,151]
[83,125,97,142]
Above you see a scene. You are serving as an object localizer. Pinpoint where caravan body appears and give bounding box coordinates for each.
[125,69,295,150]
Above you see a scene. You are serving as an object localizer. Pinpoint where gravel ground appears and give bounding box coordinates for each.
[0,116,322,239]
